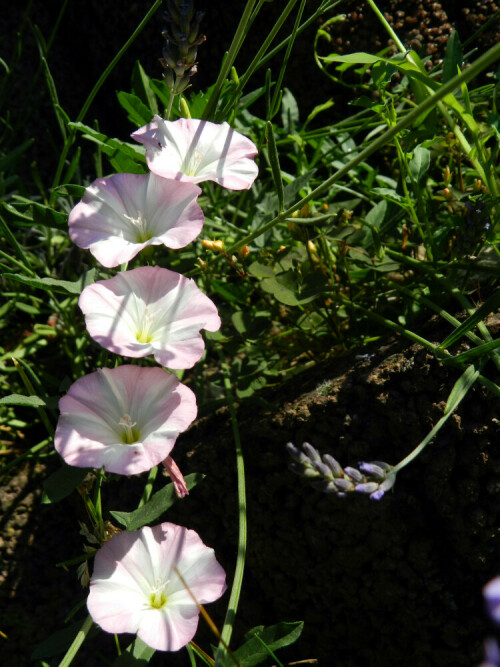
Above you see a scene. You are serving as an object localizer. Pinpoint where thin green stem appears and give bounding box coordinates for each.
[365,0,496,193]
[202,0,259,121]
[392,364,480,474]
[220,41,500,257]
[269,0,306,118]
[57,615,94,667]
[214,352,247,666]
[218,0,299,120]
[13,359,54,437]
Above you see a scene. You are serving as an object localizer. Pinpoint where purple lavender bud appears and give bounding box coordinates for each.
[286,442,309,465]
[481,638,500,667]
[344,466,363,484]
[358,462,386,479]
[313,461,332,478]
[302,442,321,464]
[333,478,353,492]
[484,576,500,625]
[323,454,343,477]
[369,488,386,501]
[354,482,379,495]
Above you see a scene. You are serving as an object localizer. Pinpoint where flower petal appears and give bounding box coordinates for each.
[87,523,226,651]
[54,366,197,474]
[68,172,203,268]
[132,116,258,190]
[79,266,221,369]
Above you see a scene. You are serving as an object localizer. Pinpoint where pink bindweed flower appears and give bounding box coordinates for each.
[54,365,197,475]
[87,522,227,651]
[131,116,258,190]
[78,266,221,369]
[68,172,204,268]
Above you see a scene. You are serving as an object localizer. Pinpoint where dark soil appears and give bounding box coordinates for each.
[2,314,500,666]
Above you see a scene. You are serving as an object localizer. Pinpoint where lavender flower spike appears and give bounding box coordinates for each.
[286,441,396,501]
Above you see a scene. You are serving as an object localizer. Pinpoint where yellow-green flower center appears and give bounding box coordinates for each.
[118,414,140,444]
[136,330,153,344]
[149,590,167,609]
[135,307,155,344]
[124,211,153,243]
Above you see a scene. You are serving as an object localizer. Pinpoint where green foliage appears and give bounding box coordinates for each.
[109,473,205,530]
[220,621,304,667]
[1,0,500,664]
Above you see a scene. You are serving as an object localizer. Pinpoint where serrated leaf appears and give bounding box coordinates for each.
[3,269,97,295]
[42,463,89,504]
[0,394,46,407]
[109,473,204,531]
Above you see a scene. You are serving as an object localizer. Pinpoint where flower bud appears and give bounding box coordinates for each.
[344,466,363,483]
[238,245,250,259]
[302,442,321,463]
[202,239,225,252]
[323,454,343,477]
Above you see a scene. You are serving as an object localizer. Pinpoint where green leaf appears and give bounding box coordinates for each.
[69,122,147,173]
[321,52,381,65]
[0,394,46,407]
[231,311,270,339]
[248,262,275,279]
[42,463,89,504]
[265,121,284,212]
[222,621,304,667]
[261,271,299,306]
[438,289,500,351]
[117,91,154,127]
[444,364,480,415]
[280,88,299,132]
[131,60,158,115]
[52,184,86,198]
[109,473,204,531]
[30,621,87,660]
[113,637,156,665]
[304,99,334,127]
[408,146,430,183]
[446,338,500,365]
[4,199,67,229]
[442,31,463,83]
[3,269,97,295]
